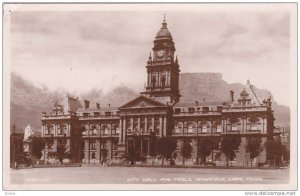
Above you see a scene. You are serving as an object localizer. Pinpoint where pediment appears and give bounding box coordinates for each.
[119,95,167,109]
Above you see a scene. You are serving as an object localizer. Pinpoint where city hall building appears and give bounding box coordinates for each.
[41,17,275,166]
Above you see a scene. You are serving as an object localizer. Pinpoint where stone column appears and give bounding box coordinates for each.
[85,139,90,163]
[131,117,134,132]
[123,118,126,143]
[138,116,141,132]
[97,139,101,162]
[159,116,163,137]
[163,116,167,136]
[241,118,244,133]
[54,124,57,136]
[119,118,123,143]
[263,118,266,133]
[182,120,184,135]
[224,119,227,134]
[210,120,213,134]
[193,139,198,161]
[144,117,147,133]
[147,139,150,156]
[158,72,160,87]
[152,117,155,133]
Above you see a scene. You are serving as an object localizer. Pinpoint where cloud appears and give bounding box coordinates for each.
[8,9,291,106]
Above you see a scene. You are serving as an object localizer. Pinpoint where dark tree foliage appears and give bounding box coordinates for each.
[127,143,138,165]
[197,137,219,165]
[48,140,69,164]
[246,136,261,166]
[31,137,45,159]
[157,137,177,165]
[265,136,285,168]
[220,135,241,166]
[282,146,289,162]
[180,141,193,165]
[56,143,69,164]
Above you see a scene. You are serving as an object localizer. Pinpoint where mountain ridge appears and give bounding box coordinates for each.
[10,72,290,132]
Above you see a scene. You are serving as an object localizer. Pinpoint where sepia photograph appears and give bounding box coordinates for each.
[2,3,297,191]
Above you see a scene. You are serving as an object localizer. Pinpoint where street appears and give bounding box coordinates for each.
[10,166,289,184]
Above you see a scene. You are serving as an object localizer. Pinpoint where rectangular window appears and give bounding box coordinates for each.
[94,112,100,117]
[188,107,195,113]
[154,117,160,135]
[57,125,62,135]
[147,117,152,132]
[251,123,258,130]
[83,113,90,118]
[49,125,54,134]
[90,140,96,150]
[232,124,238,131]
[174,108,181,114]
[202,107,209,113]
[104,125,110,135]
[202,125,207,133]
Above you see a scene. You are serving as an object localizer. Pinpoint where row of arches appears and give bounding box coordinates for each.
[81,123,120,136]
[43,123,69,135]
[173,117,263,134]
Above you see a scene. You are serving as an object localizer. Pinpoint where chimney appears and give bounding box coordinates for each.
[230,91,234,102]
[108,103,111,108]
[84,100,90,109]
[96,103,100,109]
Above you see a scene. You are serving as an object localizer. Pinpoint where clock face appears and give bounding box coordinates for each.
[157,50,165,58]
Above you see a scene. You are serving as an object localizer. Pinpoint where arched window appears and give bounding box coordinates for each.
[230,118,240,131]
[90,140,96,150]
[57,124,62,134]
[202,121,208,133]
[175,121,183,134]
[115,124,120,134]
[105,124,111,135]
[248,117,260,131]
[126,118,132,133]
[188,121,196,134]
[211,120,222,133]
[48,124,54,134]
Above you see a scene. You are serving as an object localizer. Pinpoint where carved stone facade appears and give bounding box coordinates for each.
[41,17,275,166]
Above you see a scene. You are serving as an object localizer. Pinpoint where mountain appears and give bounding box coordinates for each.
[80,87,138,108]
[10,73,65,132]
[10,72,290,132]
[179,73,290,127]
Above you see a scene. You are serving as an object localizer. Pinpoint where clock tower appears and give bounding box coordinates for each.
[141,16,181,105]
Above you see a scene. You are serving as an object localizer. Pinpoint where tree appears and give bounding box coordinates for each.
[48,139,69,164]
[265,136,285,168]
[157,137,177,165]
[31,136,45,160]
[180,140,193,165]
[197,137,219,165]
[56,142,69,164]
[220,135,241,166]
[127,143,138,165]
[246,137,261,167]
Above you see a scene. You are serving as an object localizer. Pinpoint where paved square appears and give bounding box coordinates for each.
[10,166,289,184]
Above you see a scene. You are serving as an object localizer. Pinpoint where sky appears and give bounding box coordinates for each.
[7,4,294,106]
